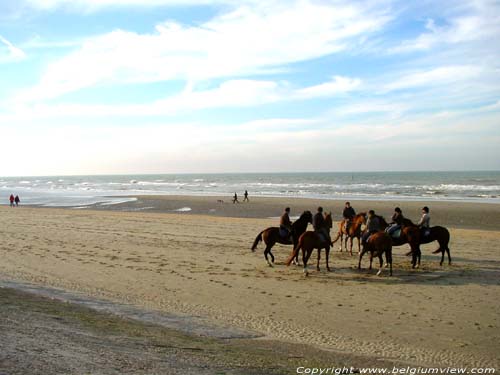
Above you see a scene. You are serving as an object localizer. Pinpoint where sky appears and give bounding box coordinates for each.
[0,0,499,176]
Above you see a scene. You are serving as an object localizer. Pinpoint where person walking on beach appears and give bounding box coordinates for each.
[342,201,356,232]
[14,195,20,207]
[9,194,15,207]
[279,207,293,241]
[243,190,249,202]
[232,192,239,204]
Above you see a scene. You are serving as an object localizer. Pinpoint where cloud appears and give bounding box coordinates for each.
[390,2,500,53]
[383,65,483,92]
[23,0,231,11]
[17,1,389,102]
[10,75,362,119]
[0,35,26,63]
[295,76,361,99]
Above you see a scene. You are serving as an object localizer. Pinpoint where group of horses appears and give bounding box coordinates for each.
[251,210,451,277]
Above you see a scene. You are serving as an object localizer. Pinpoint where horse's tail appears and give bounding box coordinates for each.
[330,231,341,245]
[285,236,303,266]
[251,231,264,252]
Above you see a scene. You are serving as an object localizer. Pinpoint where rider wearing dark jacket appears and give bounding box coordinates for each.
[313,207,330,243]
[362,210,382,244]
[387,207,403,236]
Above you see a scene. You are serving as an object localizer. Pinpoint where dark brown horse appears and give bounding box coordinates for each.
[285,213,333,276]
[331,213,366,255]
[400,218,451,266]
[251,211,313,266]
[377,216,422,268]
[358,231,393,276]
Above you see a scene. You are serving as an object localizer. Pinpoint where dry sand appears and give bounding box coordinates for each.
[1,196,499,369]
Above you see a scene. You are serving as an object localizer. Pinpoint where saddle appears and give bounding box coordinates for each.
[280,227,294,242]
[390,228,401,239]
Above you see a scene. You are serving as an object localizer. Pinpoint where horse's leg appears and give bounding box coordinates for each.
[264,244,274,267]
[446,246,452,265]
[369,252,373,270]
[376,255,383,276]
[325,246,331,272]
[388,250,393,276]
[292,239,300,266]
[440,247,445,266]
[358,248,367,270]
[357,236,361,255]
[316,248,321,271]
[349,237,353,256]
[302,246,309,276]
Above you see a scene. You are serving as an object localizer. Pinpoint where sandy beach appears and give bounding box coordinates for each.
[1,196,499,370]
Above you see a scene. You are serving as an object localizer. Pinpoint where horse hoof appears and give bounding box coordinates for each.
[268,263,274,268]
[327,267,331,272]
[376,270,382,276]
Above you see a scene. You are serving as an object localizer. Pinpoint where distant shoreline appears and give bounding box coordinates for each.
[15,194,499,231]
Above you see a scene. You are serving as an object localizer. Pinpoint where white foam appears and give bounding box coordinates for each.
[174,207,192,212]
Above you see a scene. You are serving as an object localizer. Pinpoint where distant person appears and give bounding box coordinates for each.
[342,201,356,232]
[232,192,239,204]
[243,190,249,202]
[9,194,15,207]
[279,207,293,241]
[14,195,20,207]
[386,207,404,236]
[418,206,431,236]
[362,210,382,245]
[313,206,331,243]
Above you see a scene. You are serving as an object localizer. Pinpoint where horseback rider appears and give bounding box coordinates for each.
[362,210,383,245]
[418,206,431,236]
[342,201,356,232]
[313,206,331,244]
[386,207,404,236]
[280,207,293,241]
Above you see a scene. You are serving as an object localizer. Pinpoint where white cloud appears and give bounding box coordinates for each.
[383,65,483,91]
[17,1,389,103]
[390,2,500,53]
[24,0,231,11]
[0,35,26,63]
[295,76,361,99]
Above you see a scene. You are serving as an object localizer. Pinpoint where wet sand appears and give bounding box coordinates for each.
[1,198,499,370]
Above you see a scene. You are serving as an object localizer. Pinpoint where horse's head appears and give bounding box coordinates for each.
[302,210,313,224]
[355,212,367,225]
[325,212,333,228]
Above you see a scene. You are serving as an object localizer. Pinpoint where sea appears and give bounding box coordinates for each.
[1,171,499,207]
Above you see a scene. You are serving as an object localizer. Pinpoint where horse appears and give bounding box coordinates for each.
[285,212,333,276]
[401,218,451,266]
[358,231,393,276]
[251,211,313,266]
[331,213,366,256]
[377,216,422,268]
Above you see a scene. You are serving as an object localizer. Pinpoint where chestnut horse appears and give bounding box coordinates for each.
[251,211,313,266]
[331,213,366,256]
[285,213,333,276]
[358,231,393,276]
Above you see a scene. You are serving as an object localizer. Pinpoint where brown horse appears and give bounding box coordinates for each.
[358,231,393,276]
[401,218,451,266]
[378,216,421,268]
[331,213,366,256]
[285,212,333,276]
[251,211,313,266]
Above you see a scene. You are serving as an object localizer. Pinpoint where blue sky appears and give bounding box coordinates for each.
[0,0,499,176]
